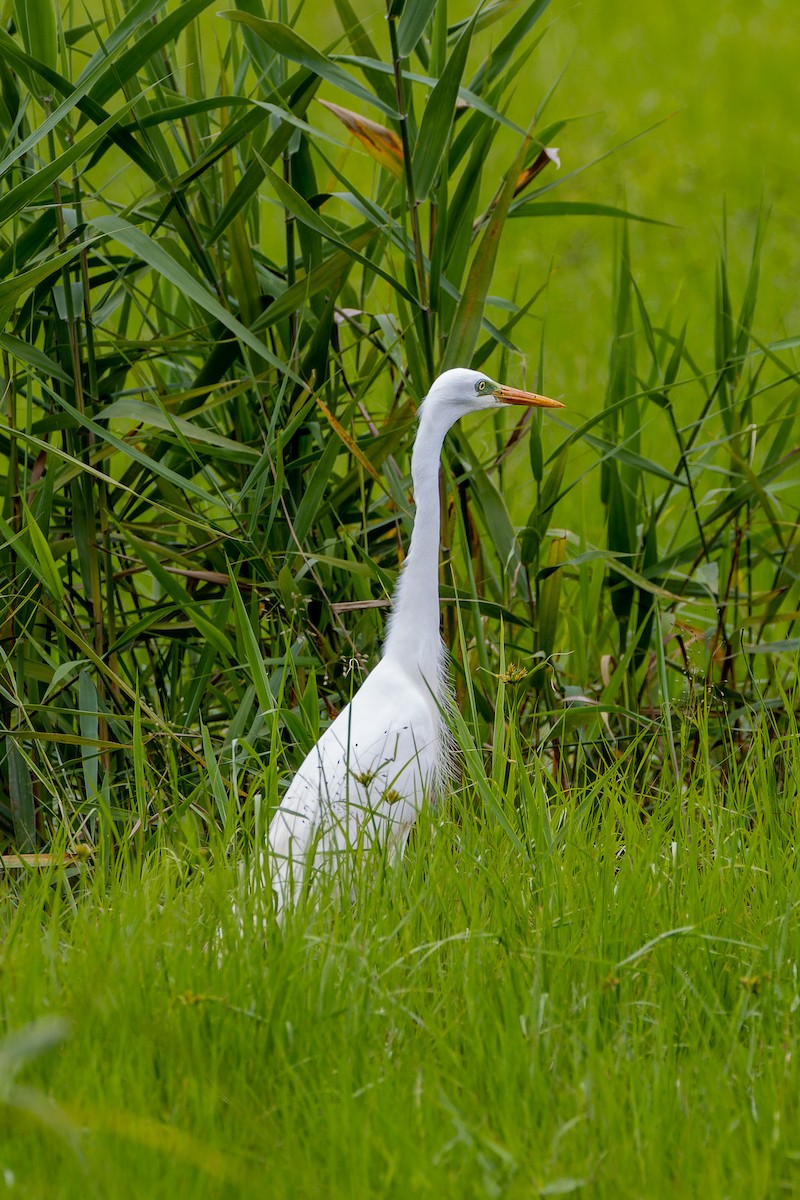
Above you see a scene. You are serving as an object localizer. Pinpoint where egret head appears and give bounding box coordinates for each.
[421,367,564,422]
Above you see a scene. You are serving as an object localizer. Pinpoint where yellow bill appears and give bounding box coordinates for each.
[494,384,564,409]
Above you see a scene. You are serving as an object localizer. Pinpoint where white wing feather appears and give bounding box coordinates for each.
[268,658,441,910]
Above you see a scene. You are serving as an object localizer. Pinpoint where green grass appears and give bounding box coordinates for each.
[4,711,800,1198]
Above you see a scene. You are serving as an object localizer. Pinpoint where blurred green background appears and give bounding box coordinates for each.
[521,0,799,404]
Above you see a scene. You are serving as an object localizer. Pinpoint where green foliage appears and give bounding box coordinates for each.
[0,0,798,856]
[1,9,799,1194]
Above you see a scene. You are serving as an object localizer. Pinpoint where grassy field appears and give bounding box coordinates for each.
[5,718,800,1197]
[2,0,800,1194]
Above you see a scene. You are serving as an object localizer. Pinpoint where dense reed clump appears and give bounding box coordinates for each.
[0,0,797,862]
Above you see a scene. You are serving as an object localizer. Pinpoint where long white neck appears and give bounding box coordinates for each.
[382,403,452,691]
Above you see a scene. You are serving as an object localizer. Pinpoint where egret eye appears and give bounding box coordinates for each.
[476,380,488,393]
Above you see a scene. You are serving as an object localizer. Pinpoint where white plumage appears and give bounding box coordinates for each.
[267,368,563,912]
[268,658,440,905]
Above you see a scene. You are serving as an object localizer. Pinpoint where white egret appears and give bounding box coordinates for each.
[268,367,563,911]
